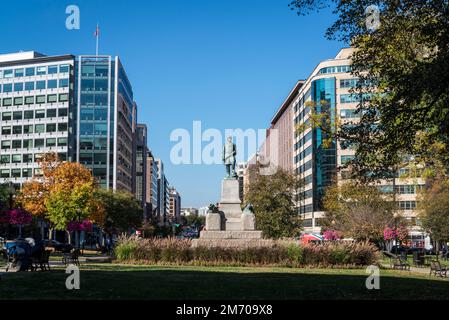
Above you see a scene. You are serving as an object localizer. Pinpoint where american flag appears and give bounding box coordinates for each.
[94,25,100,37]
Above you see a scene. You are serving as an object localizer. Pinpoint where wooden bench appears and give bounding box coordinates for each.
[430,260,447,278]
[392,257,410,271]
[62,249,80,266]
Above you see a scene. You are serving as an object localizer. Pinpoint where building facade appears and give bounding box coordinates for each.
[290,48,423,233]
[134,124,148,212]
[156,158,169,225]
[168,187,181,221]
[146,149,159,218]
[0,52,75,186]
[268,80,304,172]
[76,55,136,193]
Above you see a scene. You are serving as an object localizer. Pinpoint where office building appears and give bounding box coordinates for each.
[289,48,423,233]
[0,52,138,195]
[76,55,136,193]
[134,124,148,212]
[156,158,169,225]
[146,149,159,219]
[0,52,75,186]
[168,187,181,220]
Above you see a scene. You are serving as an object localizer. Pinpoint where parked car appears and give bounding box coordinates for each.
[391,245,435,255]
[43,240,73,253]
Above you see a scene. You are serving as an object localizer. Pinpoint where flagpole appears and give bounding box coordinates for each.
[96,23,99,56]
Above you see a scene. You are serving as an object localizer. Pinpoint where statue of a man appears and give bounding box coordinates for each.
[223,136,237,179]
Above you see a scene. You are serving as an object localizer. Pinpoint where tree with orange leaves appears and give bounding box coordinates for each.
[17,153,105,237]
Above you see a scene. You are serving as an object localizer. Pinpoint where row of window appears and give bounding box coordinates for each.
[319,65,351,74]
[299,204,314,214]
[340,109,359,119]
[299,189,314,200]
[294,145,312,164]
[340,93,372,104]
[0,65,70,79]
[294,130,312,151]
[298,201,418,214]
[1,122,68,136]
[398,201,417,210]
[1,135,68,150]
[340,78,358,88]
[1,108,68,121]
[1,94,69,107]
[79,153,108,165]
[294,106,311,125]
[80,137,108,150]
[293,89,311,113]
[297,159,312,174]
[378,185,425,195]
[0,79,69,93]
[0,144,68,165]
[303,174,313,186]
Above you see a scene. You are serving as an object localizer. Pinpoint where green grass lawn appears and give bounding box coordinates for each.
[1,264,448,300]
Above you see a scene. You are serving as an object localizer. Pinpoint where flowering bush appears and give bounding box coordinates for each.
[323,230,342,241]
[67,220,93,232]
[384,225,409,241]
[6,209,32,225]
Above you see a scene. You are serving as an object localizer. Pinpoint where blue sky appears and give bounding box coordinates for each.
[0,0,344,207]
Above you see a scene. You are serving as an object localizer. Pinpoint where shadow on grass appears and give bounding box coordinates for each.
[1,266,448,300]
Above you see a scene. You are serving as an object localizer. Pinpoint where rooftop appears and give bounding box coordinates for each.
[0,51,46,63]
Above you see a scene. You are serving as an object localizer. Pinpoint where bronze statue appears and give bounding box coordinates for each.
[222,136,237,179]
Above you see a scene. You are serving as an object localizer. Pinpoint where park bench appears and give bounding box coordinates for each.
[392,256,410,271]
[62,249,80,266]
[32,250,51,271]
[429,260,447,278]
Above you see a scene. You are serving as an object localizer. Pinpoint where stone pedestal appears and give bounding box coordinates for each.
[205,212,221,231]
[196,178,262,248]
[241,213,256,231]
[220,179,243,231]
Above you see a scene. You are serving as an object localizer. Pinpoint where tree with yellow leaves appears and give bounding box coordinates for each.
[17,153,105,239]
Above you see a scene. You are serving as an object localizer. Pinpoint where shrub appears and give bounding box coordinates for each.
[114,236,379,268]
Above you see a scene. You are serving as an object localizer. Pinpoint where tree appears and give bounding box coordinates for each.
[95,189,143,235]
[17,153,105,237]
[184,213,206,227]
[0,184,9,209]
[289,1,449,177]
[245,167,302,239]
[45,181,103,231]
[418,178,449,252]
[321,180,397,245]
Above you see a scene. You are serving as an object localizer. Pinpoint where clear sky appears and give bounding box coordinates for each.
[0,0,344,208]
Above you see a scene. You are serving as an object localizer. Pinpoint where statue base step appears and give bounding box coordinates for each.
[199,230,262,240]
[192,236,272,249]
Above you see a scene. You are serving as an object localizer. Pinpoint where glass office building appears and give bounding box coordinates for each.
[76,56,136,193]
[289,48,424,232]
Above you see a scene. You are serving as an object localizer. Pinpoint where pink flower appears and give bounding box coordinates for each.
[7,209,32,225]
[323,230,342,241]
[384,225,409,241]
[67,220,93,232]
